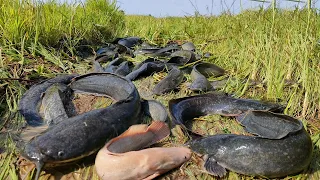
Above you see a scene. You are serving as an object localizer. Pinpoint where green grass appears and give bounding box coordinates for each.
[1,0,320,179]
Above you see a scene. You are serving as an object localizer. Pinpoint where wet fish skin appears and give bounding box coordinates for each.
[131,58,161,71]
[104,57,129,73]
[181,42,196,51]
[193,62,225,78]
[169,93,284,125]
[188,128,312,178]
[20,83,74,143]
[114,61,132,76]
[105,121,170,154]
[150,44,181,57]
[40,83,73,125]
[95,121,190,180]
[117,37,142,49]
[24,98,141,162]
[189,68,212,91]
[96,44,118,55]
[134,43,180,57]
[141,100,169,122]
[168,50,196,65]
[93,61,105,73]
[23,73,142,178]
[153,67,184,95]
[126,62,167,81]
[18,74,77,126]
[236,111,302,139]
[141,42,159,49]
[189,63,225,92]
[95,51,119,63]
[134,48,160,56]
[99,58,132,75]
[70,73,137,100]
[96,147,191,180]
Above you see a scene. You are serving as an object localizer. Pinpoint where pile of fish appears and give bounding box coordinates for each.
[17,36,313,179]
[18,72,169,179]
[94,37,226,94]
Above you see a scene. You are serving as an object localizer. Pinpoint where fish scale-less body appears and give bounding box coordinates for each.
[40,83,74,125]
[188,129,312,178]
[20,83,74,143]
[189,63,225,91]
[18,74,77,126]
[95,121,191,180]
[96,147,191,180]
[153,67,184,95]
[169,93,283,125]
[186,111,312,178]
[22,73,142,179]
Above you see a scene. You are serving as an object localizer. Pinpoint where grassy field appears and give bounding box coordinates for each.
[1,0,320,179]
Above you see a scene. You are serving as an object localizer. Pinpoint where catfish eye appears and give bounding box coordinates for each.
[58,151,64,157]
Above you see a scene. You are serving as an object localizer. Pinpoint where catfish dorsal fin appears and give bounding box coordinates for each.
[105,124,149,151]
[105,121,170,153]
[118,124,149,137]
[145,120,170,146]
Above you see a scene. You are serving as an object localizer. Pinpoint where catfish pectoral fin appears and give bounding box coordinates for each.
[203,156,227,177]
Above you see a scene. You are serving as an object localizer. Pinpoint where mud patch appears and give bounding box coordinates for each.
[72,94,113,115]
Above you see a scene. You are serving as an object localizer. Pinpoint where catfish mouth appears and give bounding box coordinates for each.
[23,143,49,164]
[45,149,99,166]
[37,147,100,167]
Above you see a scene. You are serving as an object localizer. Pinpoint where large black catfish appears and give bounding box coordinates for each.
[22,73,142,179]
[169,93,284,126]
[187,111,312,178]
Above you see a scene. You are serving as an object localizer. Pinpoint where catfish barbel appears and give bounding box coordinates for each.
[22,73,142,179]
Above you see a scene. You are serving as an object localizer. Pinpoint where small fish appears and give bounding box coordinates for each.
[134,48,160,56]
[126,61,167,81]
[117,37,142,49]
[95,50,119,63]
[139,45,180,57]
[168,50,196,65]
[95,121,191,180]
[236,110,302,139]
[114,61,132,76]
[189,62,225,92]
[96,44,118,55]
[92,60,105,73]
[181,42,196,51]
[153,67,184,95]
